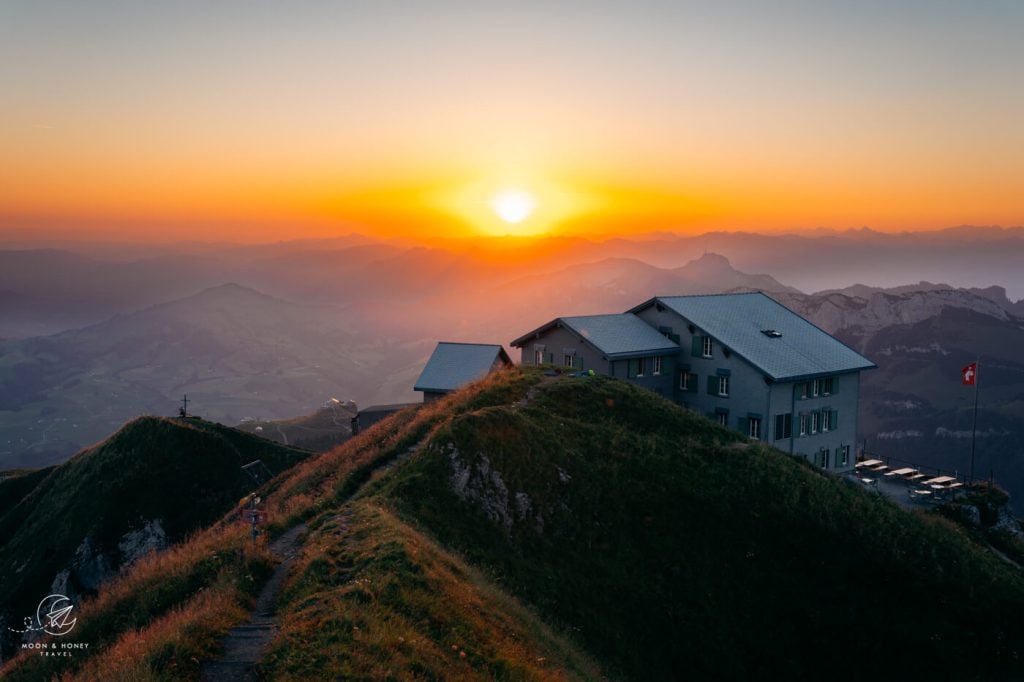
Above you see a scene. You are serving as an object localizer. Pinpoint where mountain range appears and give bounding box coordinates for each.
[1,230,1022,511]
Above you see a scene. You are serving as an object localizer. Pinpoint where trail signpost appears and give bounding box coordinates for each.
[241,493,267,544]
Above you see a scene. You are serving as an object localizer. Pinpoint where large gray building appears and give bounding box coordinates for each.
[512,292,875,472]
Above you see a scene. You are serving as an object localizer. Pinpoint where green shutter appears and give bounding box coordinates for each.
[689,373,698,393]
[737,417,749,436]
[832,377,839,394]
[832,410,838,429]
[546,352,554,364]
[668,333,681,344]
[691,336,703,357]
[628,359,638,378]
[573,355,583,370]
[707,376,717,395]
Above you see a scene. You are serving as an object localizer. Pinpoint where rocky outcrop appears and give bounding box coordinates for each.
[118,518,167,567]
[778,288,1015,344]
[447,443,513,532]
[48,519,168,603]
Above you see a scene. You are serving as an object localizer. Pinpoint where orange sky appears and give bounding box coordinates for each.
[1,2,1022,243]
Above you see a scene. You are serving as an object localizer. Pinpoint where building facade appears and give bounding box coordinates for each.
[513,293,875,472]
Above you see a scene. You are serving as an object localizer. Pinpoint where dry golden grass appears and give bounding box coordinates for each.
[61,579,248,682]
[1,368,539,681]
[262,498,603,681]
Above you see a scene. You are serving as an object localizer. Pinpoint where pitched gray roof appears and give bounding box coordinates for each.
[634,292,875,380]
[414,342,511,393]
[512,314,680,359]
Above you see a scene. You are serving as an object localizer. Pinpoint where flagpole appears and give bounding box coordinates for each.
[969,360,979,485]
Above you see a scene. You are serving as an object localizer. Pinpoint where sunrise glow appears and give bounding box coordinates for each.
[490,189,536,225]
[0,3,1021,243]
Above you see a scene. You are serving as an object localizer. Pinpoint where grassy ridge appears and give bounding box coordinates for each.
[1,524,272,682]
[378,372,1024,680]
[6,368,1024,680]
[0,417,308,638]
[0,417,309,679]
[0,372,535,681]
[261,499,602,680]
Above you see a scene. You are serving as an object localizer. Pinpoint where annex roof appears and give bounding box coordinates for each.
[413,342,512,393]
[630,292,876,380]
[511,314,679,359]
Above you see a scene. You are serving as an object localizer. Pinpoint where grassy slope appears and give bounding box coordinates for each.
[7,369,1024,680]
[0,417,309,663]
[261,499,603,681]
[374,371,1024,681]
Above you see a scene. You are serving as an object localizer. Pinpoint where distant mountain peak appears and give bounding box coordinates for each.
[681,252,736,273]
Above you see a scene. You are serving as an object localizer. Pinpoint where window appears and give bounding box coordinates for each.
[653,356,662,376]
[534,350,544,365]
[823,377,834,395]
[839,445,850,467]
[717,412,728,427]
[821,410,832,432]
[679,371,691,391]
[798,414,808,436]
[702,336,713,358]
[811,412,819,434]
[563,354,574,368]
[636,357,647,377]
[718,375,730,397]
[812,379,820,397]
[748,417,761,440]
[774,413,792,440]
[820,448,830,468]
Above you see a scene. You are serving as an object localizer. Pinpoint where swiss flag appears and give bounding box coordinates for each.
[961,362,978,385]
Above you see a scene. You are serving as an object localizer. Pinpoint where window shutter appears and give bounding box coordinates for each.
[832,377,839,395]
[707,376,717,395]
[691,336,703,357]
[574,355,583,370]
[628,359,637,377]
[737,417,749,436]
[689,373,698,393]
[546,352,554,364]
[831,410,838,429]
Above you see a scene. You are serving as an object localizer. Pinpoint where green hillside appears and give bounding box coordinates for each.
[4,369,1023,681]
[0,416,309,661]
[371,373,1024,679]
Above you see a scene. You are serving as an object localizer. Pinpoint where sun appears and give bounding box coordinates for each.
[489,188,536,225]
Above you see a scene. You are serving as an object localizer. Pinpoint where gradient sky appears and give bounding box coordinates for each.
[2,0,1022,242]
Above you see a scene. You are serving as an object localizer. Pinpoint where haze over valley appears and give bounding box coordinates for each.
[2,227,1023,512]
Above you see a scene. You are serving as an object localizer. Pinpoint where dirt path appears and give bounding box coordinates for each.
[199,523,306,681]
[200,436,426,680]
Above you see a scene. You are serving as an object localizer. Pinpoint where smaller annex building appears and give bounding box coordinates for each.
[414,342,513,402]
[511,292,875,472]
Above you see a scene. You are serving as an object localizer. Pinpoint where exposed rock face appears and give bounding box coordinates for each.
[993,506,1023,539]
[447,443,512,531]
[48,535,113,602]
[118,518,168,567]
[47,519,167,604]
[778,289,1014,345]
